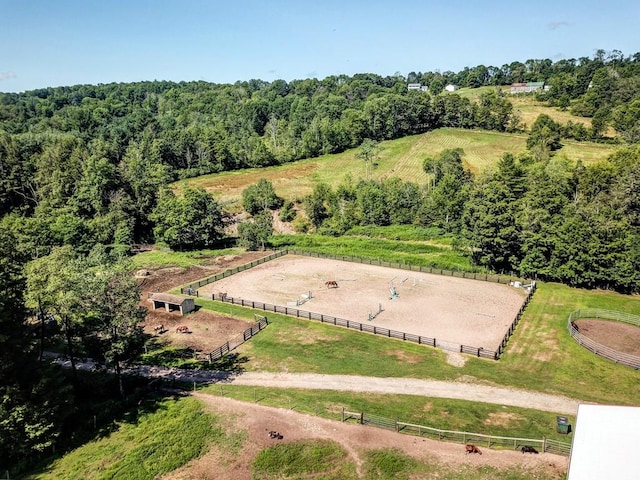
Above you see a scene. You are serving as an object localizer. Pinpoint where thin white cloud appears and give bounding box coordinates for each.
[0,72,16,81]
[547,21,570,30]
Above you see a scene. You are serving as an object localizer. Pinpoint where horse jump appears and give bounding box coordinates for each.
[325,280,338,288]
[176,325,189,333]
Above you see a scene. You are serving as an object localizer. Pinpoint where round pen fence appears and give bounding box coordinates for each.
[568,309,640,369]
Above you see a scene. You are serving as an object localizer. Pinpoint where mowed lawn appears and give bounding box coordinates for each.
[176,127,616,206]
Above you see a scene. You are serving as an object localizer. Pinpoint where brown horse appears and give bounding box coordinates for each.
[521,445,539,454]
[176,325,189,333]
[465,444,482,455]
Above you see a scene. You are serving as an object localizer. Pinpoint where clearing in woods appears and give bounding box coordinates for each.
[176,127,616,206]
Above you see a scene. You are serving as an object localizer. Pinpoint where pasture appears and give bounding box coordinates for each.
[176,127,617,207]
[197,254,528,351]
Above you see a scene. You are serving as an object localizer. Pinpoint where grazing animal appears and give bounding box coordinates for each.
[465,444,482,455]
[325,280,338,288]
[176,325,189,333]
[521,445,539,454]
[153,324,164,334]
[267,430,283,439]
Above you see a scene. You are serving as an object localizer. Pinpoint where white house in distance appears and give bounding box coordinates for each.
[567,404,640,480]
[510,81,547,94]
[444,84,458,92]
[407,83,429,92]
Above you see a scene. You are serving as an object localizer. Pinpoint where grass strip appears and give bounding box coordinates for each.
[200,385,574,443]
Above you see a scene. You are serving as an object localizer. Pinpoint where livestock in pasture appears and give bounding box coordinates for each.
[176,325,190,333]
[521,445,539,454]
[267,430,283,439]
[153,324,165,334]
[325,280,338,288]
[465,444,482,455]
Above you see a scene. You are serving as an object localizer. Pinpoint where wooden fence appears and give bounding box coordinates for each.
[209,292,499,359]
[180,249,528,294]
[568,309,640,369]
[342,409,572,456]
[180,250,287,294]
[496,281,537,358]
[181,250,538,361]
[208,315,269,362]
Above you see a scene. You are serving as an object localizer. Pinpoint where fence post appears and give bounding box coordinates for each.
[542,436,547,453]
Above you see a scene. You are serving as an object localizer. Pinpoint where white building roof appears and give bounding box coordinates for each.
[568,404,640,480]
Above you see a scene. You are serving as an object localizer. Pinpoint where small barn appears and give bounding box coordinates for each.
[149,293,195,315]
[567,404,640,479]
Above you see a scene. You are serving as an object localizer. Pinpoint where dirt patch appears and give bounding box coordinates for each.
[385,349,423,364]
[574,319,640,356]
[159,394,568,480]
[483,412,524,427]
[446,351,468,367]
[139,251,272,353]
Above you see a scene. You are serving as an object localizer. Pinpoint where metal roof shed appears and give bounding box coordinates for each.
[149,293,195,315]
[568,404,640,480]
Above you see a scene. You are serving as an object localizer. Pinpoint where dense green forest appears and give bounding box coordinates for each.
[2,49,640,472]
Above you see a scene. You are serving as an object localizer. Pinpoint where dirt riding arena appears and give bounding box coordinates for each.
[198,255,529,351]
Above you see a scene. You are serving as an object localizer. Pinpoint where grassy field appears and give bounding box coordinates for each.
[176,127,617,207]
[252,440,562,479]
[25,397,230,480]
[508,95,592,130]
[131,247,243,269]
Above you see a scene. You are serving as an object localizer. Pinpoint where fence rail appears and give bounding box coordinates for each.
[208,316,269,362]
[181,249,528,294]
[180,250,287,294]
[496,281,537,358]
[342,409,571,456]
[568,309,640,369]
[209,292,499,359]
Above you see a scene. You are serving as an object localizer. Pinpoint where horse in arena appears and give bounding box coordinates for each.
[521,445,539,454]
[325,280,338,288]
[176,325,189,333]
[465,444,482,455]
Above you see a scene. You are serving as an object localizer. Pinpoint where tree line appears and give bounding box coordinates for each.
[1,49,640,471]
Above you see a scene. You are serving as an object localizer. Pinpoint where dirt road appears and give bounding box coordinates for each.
[226,372,580,415]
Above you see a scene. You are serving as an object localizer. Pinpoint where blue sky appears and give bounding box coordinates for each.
[1,0,638,93]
